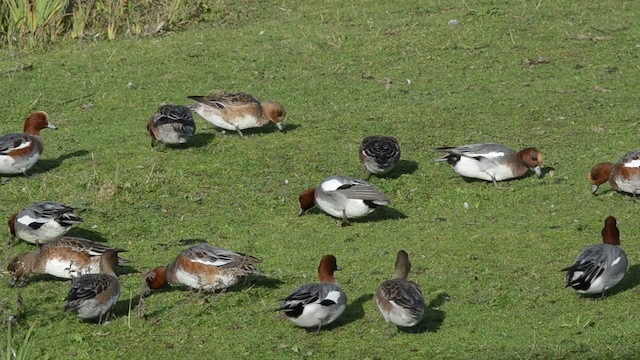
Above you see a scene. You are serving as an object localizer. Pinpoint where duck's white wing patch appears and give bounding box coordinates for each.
[10,140,32,151]
[623,160,640,168]
[191,257,230,267]
[464,151,504,159]
[320,178,345,192]
[323,290,342,304]
[611,256,621,266]
[17,215,45,226]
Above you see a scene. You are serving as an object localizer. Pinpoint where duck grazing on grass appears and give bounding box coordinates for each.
[145,243,263,292]
[298,175,392,226]
[433,143,543,187]
[0,111,57,178]
[359,136,401,177]
[277,255,346,332]
[563,216,628,298]
[146,105,196,147]
[188,92,285,137]
[7,236,127,286]
[64,250,121,323]
[590,150,640,197]
[376,250,425,336]
[8,201,84,245]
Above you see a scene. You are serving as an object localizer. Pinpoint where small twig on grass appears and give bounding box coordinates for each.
[57,93,96,106]
[0,64,34,76]
[127,290,133,329]
[30,95,41,109]
[145,159,157,184]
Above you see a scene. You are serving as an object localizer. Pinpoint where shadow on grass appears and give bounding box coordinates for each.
[361,207,408,224]
[412,292,448,333]
[30,150,90,176]
[206,123,301,137]
[65,228,109,243]
[377,160,419,179]
[308,293,372,333]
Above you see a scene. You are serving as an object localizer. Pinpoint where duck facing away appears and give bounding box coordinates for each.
[64,250,121,323]
[0,111,57,177]
[590,150,640,197]
[8,201,84,245]
[433,143,543,187]
[376,250,425,336]
[188,92,285,137]
[562,216,628,298]
[7,236,127,286]
[298,175,392,226]
[359,136,401,177]
[145,243,263,293]
[277,255,347,332]
[146,105,196,147]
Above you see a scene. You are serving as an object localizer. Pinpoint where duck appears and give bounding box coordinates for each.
[589,150,640,197]
[145,243,263,292]
[146,104,196,147]
[433,143,543,187]
[7,236,127,286]
[188,92,285,137]
[8,201,84,245]
[359,136,401,177]
[277,255,346,332]
[298,175,392,226]
[0,111,57,177]
[375,250,425,336]
[64,249,121,323]
[562,216,628,298]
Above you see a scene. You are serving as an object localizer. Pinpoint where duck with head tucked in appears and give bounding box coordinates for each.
[359,136,401,178]
[146,105,196,148]
[8,201,83,245]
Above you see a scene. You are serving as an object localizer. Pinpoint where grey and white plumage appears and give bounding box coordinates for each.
[433,143,543,187]
[277,255,346,332]
[9,202,83,245]
[146,105,196,146]
[0,111,56,177]
[359,136,401,176]
[563,216,628,298]
[299,175,392,226]
[376,250,425,336]
[64,250,121,322]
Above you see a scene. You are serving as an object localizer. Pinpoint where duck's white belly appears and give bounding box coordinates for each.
[315,197,372,219]
[0,155,21,174]
[453,157,514,181]
[289,303,346,328]
[44,258,99,279]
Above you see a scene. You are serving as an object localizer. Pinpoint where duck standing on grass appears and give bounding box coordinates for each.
[144,243,263,293]
[589,150,640,197]
[188,92,285,137]
[433,143,543,187]
[64,250,121,323]
[563,216,628,298]
[298,175,392,226]
[146,105,196,148]
[0,111,57,179]
[277,255,346,332]
[8,201,84,245]
[359,136,401,178]
[376,250,425,336]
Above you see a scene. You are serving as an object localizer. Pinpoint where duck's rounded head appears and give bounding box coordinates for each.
[263,102,286,131]
[23,111,56,134]
[144,266,168,289]
[7,252,37,286]
[298,188,316,215]
[589,162,613,194]
[518,147,544,176]
[318,254,340,283]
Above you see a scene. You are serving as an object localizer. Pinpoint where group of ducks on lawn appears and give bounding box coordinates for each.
[0,91,632,334]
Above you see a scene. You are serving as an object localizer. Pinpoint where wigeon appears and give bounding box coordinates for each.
[590,151,640,197]
[188,92,285,137]
[64,249,121,323]
[375,250,425,336]
[8,201,83,245]
[7,236,127,286]
[0,111,57,177]
[146,104,196,147]
[359,136,401,177]
[298,175,392,226]
[145,243,263,292]
[433,143,543,187]
[563,216,628,298]
[277,255,346,332]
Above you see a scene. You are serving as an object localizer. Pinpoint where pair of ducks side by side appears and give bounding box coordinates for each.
[146,92,286,147]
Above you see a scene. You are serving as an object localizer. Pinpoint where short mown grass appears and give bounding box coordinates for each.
[1,1,640,359]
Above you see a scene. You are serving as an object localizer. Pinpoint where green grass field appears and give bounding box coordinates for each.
[1,1,640,359]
